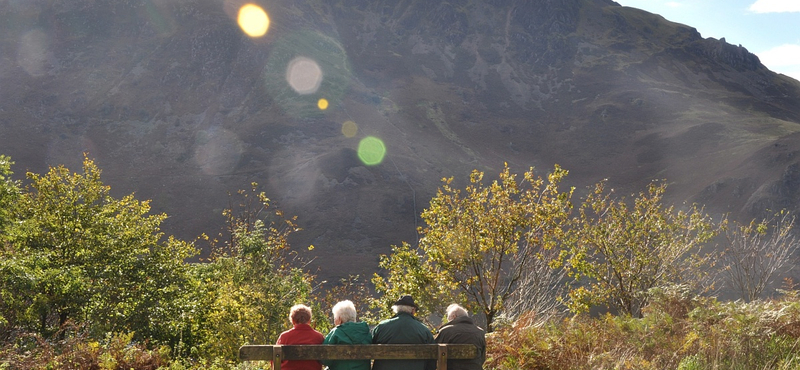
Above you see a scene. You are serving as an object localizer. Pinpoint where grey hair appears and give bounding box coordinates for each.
[392,304,416,314]
[332,300,357,323]
[446,304,468,321]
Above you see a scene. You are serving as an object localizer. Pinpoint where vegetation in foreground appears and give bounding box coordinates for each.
[1,154,798,369]
[487,285,800,370]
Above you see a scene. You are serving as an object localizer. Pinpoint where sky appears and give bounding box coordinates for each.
[614,0,800,81]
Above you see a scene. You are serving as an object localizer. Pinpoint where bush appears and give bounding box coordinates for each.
[0,329,169,370]
[487,288,800,370]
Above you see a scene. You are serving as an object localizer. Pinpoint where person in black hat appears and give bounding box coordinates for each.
[371,295,435,370]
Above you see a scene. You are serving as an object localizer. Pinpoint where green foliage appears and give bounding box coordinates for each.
[0,155,20,235]
[182,184,324,361]
[560,181,719,316]
[318,274,378,325]
[0,156,196,343]
[0,157,328,366]
[374,164,573,331]
[371,241,460,327]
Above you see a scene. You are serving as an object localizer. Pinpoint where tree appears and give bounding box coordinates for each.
[502,241,567,325]
[0,155,20,234]
[185,183,323,361]
[0,155,21,329]
[560,181,718,317]
[0,156,196,342]
[372,241,461,328]
[374,164,573,331]
[720,211,799,302]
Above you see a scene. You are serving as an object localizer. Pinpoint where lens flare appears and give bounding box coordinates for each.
[193,128,244,175]
[286,57,323,95]
[318,98,329,110]
[341,121,358,138]
[357,136,386,166]
[17,29,49,77]
[237,4,269,37]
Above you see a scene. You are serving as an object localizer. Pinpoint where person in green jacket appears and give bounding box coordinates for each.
[322,300,372,370]
[371,295,435,370]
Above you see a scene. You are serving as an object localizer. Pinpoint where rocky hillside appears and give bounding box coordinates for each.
[1,0,799,280]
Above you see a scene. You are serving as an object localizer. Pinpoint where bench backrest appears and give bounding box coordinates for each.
[239,344,478,370]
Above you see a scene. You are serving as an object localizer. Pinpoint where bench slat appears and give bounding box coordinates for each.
[238,344,478,361]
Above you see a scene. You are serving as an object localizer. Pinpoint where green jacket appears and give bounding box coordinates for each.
[322,321,372,370]
[371,312,435,370]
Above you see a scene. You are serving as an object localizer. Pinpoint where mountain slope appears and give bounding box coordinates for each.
[1,0,799,279]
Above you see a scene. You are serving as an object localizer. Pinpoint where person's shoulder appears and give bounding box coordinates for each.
[377,316,398,325]
[347,321,372,331]
[276,329,291,344]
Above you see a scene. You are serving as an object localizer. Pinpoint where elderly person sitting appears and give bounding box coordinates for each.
[435,304,486,370]
[276,304,325,370]
[322,300,372,370]
[371,295,435,370]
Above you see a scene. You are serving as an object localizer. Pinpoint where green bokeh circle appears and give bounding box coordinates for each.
[357,136,386,166]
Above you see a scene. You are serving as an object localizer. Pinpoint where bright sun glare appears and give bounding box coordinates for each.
[237,4,269,38]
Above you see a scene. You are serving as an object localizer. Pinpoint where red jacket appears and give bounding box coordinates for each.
[275,323,325,370]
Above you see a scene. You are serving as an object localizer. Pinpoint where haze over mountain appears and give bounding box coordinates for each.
[2,0,800,280]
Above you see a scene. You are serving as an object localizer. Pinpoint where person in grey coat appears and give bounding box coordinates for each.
[435,304,486,370]
[371,295,435,370]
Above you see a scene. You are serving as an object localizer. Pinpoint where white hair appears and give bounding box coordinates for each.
[446,304,468,321]
[332,300,357,323]
[392,304,416,314]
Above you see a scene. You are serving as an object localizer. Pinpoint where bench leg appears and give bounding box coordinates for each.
[273,345,282,370]
[437,343,447,370]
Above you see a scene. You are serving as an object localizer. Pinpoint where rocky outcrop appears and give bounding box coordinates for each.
[693,37,763,72]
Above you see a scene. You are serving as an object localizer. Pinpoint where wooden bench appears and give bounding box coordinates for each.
[239,344,479,370]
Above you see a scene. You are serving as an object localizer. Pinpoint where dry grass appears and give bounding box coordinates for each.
[486,286,800,370]
[0,327,169,370]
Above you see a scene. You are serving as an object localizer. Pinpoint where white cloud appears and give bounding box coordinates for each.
[759,44,800,67]
[758,44,800,81]
[748,0,800,13]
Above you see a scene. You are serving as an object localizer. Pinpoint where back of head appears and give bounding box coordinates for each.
[391,295,419,315]
[332,300,357,323]
[446,304,468,322]
[392,304,416,315]
[290,304,312,325]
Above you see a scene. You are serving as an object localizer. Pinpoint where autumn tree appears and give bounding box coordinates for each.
[185,183,324,360]
[560,181,718,317]
[0,156,196,342]
[374,164,573,331]
[721,211,799,302]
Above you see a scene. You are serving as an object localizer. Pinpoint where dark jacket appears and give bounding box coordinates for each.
[435,316,486,370]
[371,312,435,370]
[322,321,372,370]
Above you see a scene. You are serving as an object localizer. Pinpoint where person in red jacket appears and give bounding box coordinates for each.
[275,304,325,370]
